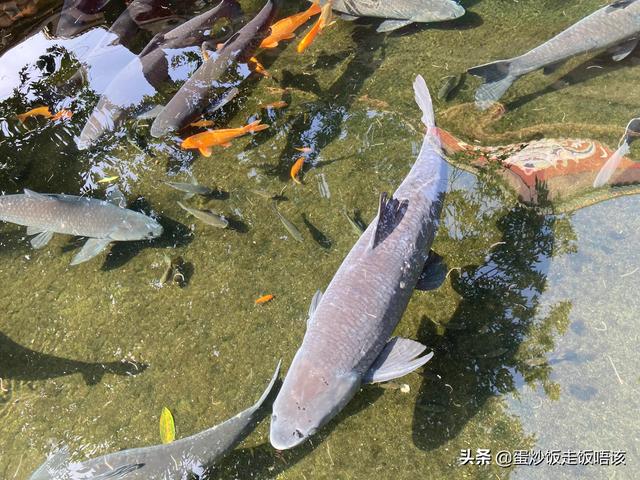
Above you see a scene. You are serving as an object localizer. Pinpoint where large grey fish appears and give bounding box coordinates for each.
[468,0,640,109]
[29,362,280,480]
[77,0,242,149]
[150,0,281,137]
[318,0,465,32]
[270,75,448,450]
[0,189,163,265]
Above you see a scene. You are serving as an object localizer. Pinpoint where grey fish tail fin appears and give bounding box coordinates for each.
[29,446,70,479]
[413,74,435,129]
[593,116,640,188]
[467,60,515,109]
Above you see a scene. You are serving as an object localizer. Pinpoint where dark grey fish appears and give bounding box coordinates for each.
[29,362,280,480]
[273,203,304,242]
[164,177,215,198]
[55,0,113,38]
[271,76,447,449]
[150,0,281,137]
[77,0,242,149]
[322,0,465,32]
[468,0,640,109]
[177,201,228,228]
[0,189,162,265]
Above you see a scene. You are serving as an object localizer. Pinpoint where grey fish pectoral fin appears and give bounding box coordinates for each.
[609,38,639,61]
[30,231,54,250]
[307,290,323,326]
[70,238,112,266]
[376,19,413,33]
[364,337,434,384]
[371,192,408,249]
[415,250,448,291]
[340,13,359,21]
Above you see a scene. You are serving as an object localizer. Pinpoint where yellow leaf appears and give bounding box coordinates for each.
[97,175,119,184]
[159,407,175,444]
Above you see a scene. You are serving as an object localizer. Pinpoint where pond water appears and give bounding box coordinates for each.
[0,0,638,479]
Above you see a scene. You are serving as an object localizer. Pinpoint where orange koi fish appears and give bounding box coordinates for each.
[290,156,305,184]
[297,1,333,53]
[261,101,288,110]
[260,2,322,49]
[188,119,215,128]
[249,56,270,77]
[51,109,73,121]
[255,294,274,304]
[16,106,52,123]
[181,120,269,157]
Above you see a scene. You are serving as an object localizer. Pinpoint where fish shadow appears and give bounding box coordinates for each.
[207,387,384,479]
[506,50,640,111]
[301,213,332,250]
[0,331,147,385]
[412,205,576,450]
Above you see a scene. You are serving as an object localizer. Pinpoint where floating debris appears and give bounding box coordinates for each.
[378,382,410,393]
[159,255,186,287]
[159,407,176,444]
[97,176,119,184]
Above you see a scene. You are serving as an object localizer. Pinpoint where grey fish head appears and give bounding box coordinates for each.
[270,357,360,450]
[109,211,163,241]
[412,0,465,22]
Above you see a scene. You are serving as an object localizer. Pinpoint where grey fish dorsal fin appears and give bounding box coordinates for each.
[364,337,434,384]
[610,38,639,61]
[606,0,637,12]
[24,189,50,200]
[370,192,408,249]
[105,187,126,208]
[415,250,447,291]
[376,19,413,33]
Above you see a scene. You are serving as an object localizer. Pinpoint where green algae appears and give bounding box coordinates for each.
[0,1,639,479]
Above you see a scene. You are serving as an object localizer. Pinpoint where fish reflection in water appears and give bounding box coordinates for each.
[150,0,281,137]
[0,331,147,385]
[77,0,243,148]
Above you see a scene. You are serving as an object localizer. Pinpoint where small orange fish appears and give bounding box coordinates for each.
[16,106,52,123]
[255,294,274,304]
[189,119,215,128]
[181,120,269,157]
[297,1,333,53]
[290,156,305,184]
[260,3,322,49]
[261,101,288,110]
[51,109,73,121]
[249,56,270,77]
[295,146,312,153]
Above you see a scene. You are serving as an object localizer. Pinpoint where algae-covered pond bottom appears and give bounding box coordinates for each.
[0,0,639,479]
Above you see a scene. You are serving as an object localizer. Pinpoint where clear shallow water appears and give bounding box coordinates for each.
[0,0,638,479]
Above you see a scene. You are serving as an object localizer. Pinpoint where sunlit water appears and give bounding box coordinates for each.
[0,0,638,479]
